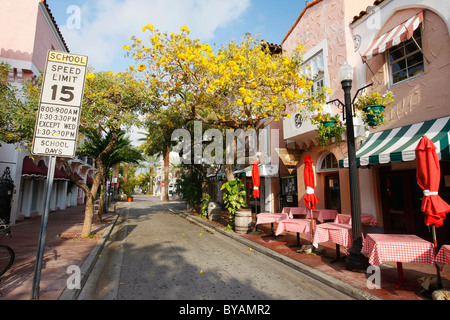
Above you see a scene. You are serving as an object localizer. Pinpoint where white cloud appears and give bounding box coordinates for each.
[60,0,250,72]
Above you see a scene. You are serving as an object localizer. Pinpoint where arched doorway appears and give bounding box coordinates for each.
[318,152,341,212]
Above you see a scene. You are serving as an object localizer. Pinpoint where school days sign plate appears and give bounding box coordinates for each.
[32,50,88,157]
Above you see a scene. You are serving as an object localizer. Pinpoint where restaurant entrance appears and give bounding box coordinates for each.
[324,173,341,212]
[379,165,450,247]
[280,176,298,211]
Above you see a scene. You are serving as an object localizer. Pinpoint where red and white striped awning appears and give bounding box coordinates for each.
[362,11,423,61]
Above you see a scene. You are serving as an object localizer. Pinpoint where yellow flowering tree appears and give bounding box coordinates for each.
[20,70,153,237]
[63,70,153,237]
[125,24,327,129]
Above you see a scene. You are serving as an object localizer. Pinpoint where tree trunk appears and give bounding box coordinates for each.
[113,163,120,200]
[97,175,107,222]
[62,131,118,238]
[81,195,94,237]
[225,163,235,182]
[150,167,153,195]
[163,150,170,202]
[81,172,102,237]
[201,165,208,198]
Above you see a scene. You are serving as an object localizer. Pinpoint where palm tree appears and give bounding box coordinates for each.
[138,153,160,195]
[139,108,184,202]
[77,128,143,221]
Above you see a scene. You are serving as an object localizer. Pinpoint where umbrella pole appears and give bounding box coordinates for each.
[309,205,314,245]
[432,225,443,289]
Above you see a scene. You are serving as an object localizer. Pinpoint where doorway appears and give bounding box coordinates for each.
[280,176,298,211]
[379,165,450,246]
[324,174,341,212]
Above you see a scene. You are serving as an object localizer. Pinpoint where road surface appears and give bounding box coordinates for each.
[79,195,353,301]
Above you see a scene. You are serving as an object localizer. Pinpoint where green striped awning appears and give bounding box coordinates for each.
[339,116,450,168]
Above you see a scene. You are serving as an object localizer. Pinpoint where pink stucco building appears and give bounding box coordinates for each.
[282,0,450,245]
[0,0,93,224]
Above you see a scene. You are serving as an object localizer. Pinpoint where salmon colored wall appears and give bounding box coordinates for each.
[366,9,450,131]
[32,5,66,70]
[0,0,39,62]
[281,0,375,213]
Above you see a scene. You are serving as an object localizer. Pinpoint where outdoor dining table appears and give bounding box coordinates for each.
[288,207,308,219]
[306,209,339,223]
[362,233,435,288]
[275,218,315,247]
[435,244,450,270]
[334,213,377,225]
[312,222,353,262]
[256,212,289,235]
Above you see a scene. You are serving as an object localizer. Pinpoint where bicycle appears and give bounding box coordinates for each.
[0,218,14,277]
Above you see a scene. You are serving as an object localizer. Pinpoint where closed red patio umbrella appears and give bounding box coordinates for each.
[415,135,450,288]
[251,159,261,233]
[415,136,450,228]
[303,155,319,244]
[303,155,319,210]
[252,159,260,199]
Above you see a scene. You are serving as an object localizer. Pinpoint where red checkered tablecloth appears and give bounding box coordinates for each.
[312,222,353,254]
[362,234,435,267]
[307,209,338,223]
[334,213,377,225]
[435,245,450,269]
[256,212,288,225]
[275,218,315,241]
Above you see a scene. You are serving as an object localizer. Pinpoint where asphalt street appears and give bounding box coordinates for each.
[79,195,353,300]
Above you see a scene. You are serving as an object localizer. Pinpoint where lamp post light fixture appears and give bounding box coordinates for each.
[338,62,368,272]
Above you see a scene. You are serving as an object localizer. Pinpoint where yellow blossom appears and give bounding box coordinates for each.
[138,64,146,72]
[142,23,154,32]
[180,25,190,33]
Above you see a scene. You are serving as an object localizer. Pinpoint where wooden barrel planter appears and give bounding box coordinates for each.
[235,208,252,234]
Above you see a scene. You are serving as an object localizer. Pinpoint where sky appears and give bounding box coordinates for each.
[47,0,308,73]
[45,0,309,147]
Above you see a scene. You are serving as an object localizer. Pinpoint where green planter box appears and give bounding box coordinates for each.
[363,104,385,127]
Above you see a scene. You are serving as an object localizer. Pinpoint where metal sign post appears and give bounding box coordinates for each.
[30,155,56,299]
[30,50,88,299]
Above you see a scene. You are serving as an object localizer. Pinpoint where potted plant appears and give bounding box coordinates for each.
[310,112,346,147]
[200,194,210,219]
[121,181,135,202]
[354,91,394,127]
[221,178,247,232]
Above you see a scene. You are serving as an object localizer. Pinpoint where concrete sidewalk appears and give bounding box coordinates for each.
[0,202,123,300]
[0,195,448,300]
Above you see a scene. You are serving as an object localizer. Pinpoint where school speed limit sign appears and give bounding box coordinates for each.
[32,50,88,157]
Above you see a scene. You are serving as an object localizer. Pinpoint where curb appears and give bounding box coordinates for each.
[165,204,381,301]
[58,205,124,300]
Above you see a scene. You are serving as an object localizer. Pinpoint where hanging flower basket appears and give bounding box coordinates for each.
[322,120,338,128]
[355,91,394,128]
[363,104,386,127]
[310,112,346,148]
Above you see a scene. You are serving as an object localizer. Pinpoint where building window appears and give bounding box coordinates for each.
[389,27,424,85]
[311,75,324,94]
[302,51,325,92]
[318,152,339,172]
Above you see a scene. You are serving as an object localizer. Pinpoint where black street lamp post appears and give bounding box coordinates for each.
[337,62,369,272]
